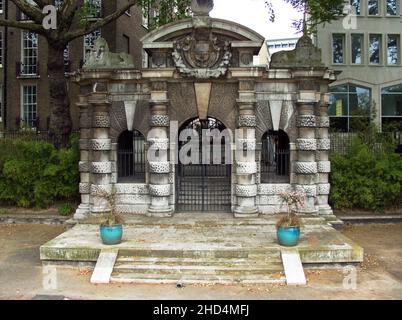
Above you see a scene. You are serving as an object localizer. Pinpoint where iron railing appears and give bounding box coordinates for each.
[0,130,76,147]
[260,149,290,183]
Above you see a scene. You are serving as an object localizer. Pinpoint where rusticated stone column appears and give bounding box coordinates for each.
[294,90,320,214]
[74,95,91,220]
[234,80,259,218]
[147,81,173,217]
[88,93,113,215]
[316,92,333,215]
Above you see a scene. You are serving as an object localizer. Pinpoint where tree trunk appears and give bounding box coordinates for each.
[47,44,72,147]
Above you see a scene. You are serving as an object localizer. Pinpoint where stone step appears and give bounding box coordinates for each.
[116,255,282,265]
[110,250,285,285]
[112,266,284,277]
[117,249,282,259]
[110,272,286,285]
[121,217,328,227]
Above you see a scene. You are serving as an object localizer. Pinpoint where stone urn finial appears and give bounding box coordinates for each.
[191,0,214,16]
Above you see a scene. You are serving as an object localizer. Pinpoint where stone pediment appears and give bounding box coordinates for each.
[141,17,265,78]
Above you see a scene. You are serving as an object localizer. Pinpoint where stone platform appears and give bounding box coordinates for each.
[40,214,364,285]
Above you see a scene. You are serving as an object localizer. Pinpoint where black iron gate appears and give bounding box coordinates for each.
[176,118,232,212]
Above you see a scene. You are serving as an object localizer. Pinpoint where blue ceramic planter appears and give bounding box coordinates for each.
[277,227,301,247]
[100,225,123,245]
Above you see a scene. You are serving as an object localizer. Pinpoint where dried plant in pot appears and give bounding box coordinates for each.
[276,191,306,247]
[94,186,124,245]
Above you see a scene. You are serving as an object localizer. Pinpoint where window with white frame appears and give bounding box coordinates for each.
[368,0,380,15]
[387,35,399,65]
[329,84,372,132]
[21,31,38,75]
[387,0,398,16]
[332,34,345,64]
[350,0,361,15]
[21,85,37,128]
[351,34,364,64]
[83,29,101,60]
[369,34,381,64]
[85,0,102,19]
[382,84,402,131]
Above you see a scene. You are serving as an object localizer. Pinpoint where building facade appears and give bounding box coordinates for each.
[316,0,402,132]
[0,0,148,132]
[72,3,337,220]
[267,37,299,55]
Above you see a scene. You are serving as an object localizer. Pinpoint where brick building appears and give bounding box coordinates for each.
[0,0,148,131]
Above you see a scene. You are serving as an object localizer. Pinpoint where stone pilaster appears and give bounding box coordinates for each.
[294,90,320,214]
[74,95,91,220]
[88,93,112,215]
[147,81,173,217]
[316,93,333,215]
[234,80,259,218]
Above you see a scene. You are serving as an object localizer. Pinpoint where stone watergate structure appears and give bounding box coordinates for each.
[73,4,336,220]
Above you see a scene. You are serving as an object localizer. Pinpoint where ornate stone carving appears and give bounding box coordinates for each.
[296,139,317,151]
[240,52,253,66]
[79,161,90,173]
[297,115,317,128]
[172,31,232,79]
[238,115,257,127]
[150,115,170,127]
[319,116,330,128]
[148,138,170,150]
[236,162,257,174]
[236,185,258,197]
[317,161,331,173]
[115,184,149,195]
[295,185,317,197]
[91,162,112,174]
[93,114,110,128]
[79,183,91,194]
[83,38,135,69]
[149,184,171,197]
[115,205,148,215]
[91,139,112,151]
[90,184,113,196]
[295,162,318,174]
[317,139,331,151]
[318,183,331,195]
[149,162,170,174]
[258,184,292,195]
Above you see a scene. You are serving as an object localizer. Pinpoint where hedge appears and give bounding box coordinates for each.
[0,135,80,208]
[330,136,402,211]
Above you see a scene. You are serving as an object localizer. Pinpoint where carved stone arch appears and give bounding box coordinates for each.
[110,100,151,143]
[110,102,128,144]
[278,100,298,143]
[255,101,273,142]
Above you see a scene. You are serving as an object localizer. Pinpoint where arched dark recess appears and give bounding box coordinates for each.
[261,129,290,183]
[117,130,146,182]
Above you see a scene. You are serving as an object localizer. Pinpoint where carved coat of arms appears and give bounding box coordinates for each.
[172,31,232,78]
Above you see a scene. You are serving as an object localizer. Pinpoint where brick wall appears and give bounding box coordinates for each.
[3,0,147,131]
